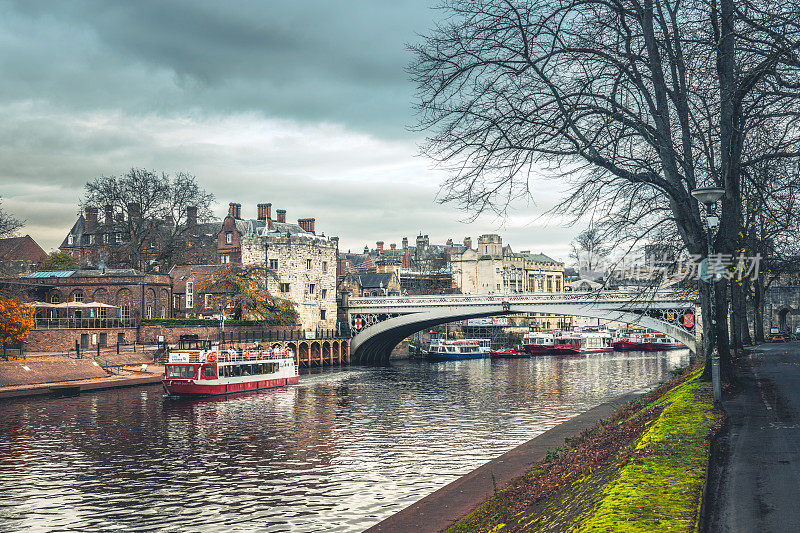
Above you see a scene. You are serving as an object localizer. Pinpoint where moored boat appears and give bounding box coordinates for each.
[552,332,614,355]
[490,347,526,358]
[163,344,298,396]
[522,332,556,355]
[426,339,487,361]
[640,333,684,350]
[612,333,646,351]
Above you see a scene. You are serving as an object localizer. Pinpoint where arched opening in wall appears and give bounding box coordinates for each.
[286,342,298,363]
[332,341,340,360]
[311,342,321,365]
[272,343,283,350]
[340,341,349,362]
[93,288,109,304]
[299,342,309,364]
[779,308,792,332]
[322,341,331,364]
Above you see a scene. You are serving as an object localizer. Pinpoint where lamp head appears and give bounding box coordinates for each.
[691,187,725,205]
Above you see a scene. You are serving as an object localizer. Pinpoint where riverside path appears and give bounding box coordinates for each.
[705,341,800,532]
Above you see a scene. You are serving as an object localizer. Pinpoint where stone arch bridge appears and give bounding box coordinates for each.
[346,291,698,364]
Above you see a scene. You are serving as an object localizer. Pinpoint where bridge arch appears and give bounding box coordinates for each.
[350,302,697,365]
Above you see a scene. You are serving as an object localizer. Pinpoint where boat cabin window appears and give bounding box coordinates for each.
[202,365,215,378]
[166,365,195,378]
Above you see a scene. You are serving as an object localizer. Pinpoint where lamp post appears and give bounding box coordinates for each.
[691,186,725,405]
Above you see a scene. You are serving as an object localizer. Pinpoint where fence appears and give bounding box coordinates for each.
[34,317,138,329]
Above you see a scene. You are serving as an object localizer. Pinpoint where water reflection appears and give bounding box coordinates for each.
[0,350,689,532]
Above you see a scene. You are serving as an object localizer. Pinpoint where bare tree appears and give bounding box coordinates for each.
[570,228,611,280]
[410,0,800,381]
[83,168,215,271]
[0,197,23,238]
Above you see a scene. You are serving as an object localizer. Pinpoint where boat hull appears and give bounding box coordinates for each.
[490,350,526,358]
[640,343,684,351]
[522,344,553,355]
[426,353,487,361]
[163,375,299,396]
[612,340,643,351]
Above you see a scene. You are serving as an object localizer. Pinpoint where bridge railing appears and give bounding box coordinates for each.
[348,290,697,308]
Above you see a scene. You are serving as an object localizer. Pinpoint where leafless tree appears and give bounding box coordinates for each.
[0,197,23,238]
[83,168,215,271]
[410,0,800,381]
[570,228,611,279]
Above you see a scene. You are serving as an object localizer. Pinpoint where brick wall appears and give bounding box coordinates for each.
[25,327,136,353]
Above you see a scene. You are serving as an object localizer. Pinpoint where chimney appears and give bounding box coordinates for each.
[376,241,384,253]
[276,209,286,223]
[298,218,316,234]
[187,206,198,227]
[126,203,140,221]
[257,203,272,221]
[390,243,396,250]
[464,237,472,249]
[85,206,98,232]
[402,237,409,249]
[104,205,113,225]
[446,238,453,246]
[330,236,339,249]
[228,202,241,219]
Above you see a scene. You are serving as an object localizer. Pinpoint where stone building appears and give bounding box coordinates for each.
[339,271,401,298]
[240,225,338,332]
[0,235,46,275]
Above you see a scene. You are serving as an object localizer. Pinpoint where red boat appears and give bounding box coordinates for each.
[639,333,684,351]
[163,345,299,396]
[522,332,555,355]
[490,348,526,358]
[552,332,614,355]
[612,333,645,351]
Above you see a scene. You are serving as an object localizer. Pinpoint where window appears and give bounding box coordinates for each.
[269,259,278,269]
[72,291,83,303]
[120,305,130,319]
[203,365,215,378]
[89,234,95,245]
[308,284,315,295]
[280,283,290,293]
[321,289,327,299]
[160,306,166,318]
[322,261,328,273]
[225,232,233,245]
[220,254,230,264]
[186,282,194,307]
[320,309,326,320]
[173,294,180,309]
[146,306,152,319]
[204,294,212,309]
[306,259,312,269]
[150,238,156,248]
[50,293,60,304]
[67,235,74,245]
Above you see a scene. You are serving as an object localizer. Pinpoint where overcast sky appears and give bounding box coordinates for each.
[0,0,582,261]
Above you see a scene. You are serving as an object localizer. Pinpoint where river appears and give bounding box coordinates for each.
[0,350,690,532]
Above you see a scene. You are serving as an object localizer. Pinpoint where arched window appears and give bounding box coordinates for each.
[50,293,61,304]
[72,291,84,303]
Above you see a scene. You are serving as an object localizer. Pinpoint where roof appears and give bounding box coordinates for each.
[169,264,228,292]
[516,252,560,264]
[0,235,46,262]
[27,270,78,278]
[354,272,397,289]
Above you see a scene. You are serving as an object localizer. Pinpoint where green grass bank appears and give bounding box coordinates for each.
[448,367,722,533]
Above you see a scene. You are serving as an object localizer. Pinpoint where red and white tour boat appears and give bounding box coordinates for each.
[522,332,556,355]
[639,333,684,351]
[163,343,299,396]
[612,332,646,351]
[551,332,614,355]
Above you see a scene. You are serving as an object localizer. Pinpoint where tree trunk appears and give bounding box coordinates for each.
[699,282,712,381]
[753,275,766,342]
[715,279,734,382]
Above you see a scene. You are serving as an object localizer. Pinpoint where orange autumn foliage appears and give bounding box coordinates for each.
[0,299,35,347]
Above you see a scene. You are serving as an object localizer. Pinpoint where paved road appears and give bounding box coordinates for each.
[705,341,800,532]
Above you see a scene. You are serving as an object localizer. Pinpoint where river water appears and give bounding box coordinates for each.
[0,350,690,532]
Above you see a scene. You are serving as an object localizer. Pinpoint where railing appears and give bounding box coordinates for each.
[167,350,293,364]
[218,328,351,344]
[34,317,138,329]
[348,290,697,308]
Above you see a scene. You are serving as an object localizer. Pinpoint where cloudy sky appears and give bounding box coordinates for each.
[0,0,581,260]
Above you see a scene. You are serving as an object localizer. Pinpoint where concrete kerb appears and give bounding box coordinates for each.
[366,392,640,533]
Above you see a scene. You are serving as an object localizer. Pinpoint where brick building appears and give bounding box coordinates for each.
[0,235,46,275]
[3,268,172,351]
[169,264,230,319]
[339,271,401,297]
[60,204,219,271]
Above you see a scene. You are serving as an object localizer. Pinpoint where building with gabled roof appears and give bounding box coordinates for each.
[0,235,46,275]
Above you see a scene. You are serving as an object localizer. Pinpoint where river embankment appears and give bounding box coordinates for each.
[371,365,721,533]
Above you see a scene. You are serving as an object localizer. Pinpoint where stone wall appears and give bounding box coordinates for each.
[25,327,136,353]
[241,233,337,331]
[764,284,800,333]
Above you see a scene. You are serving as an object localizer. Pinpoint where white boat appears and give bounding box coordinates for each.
[426,339,487,360]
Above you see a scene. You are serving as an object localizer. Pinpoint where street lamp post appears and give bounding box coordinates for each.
[691,186,725,405]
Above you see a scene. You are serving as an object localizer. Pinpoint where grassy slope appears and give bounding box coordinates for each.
[447,369,719,533]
